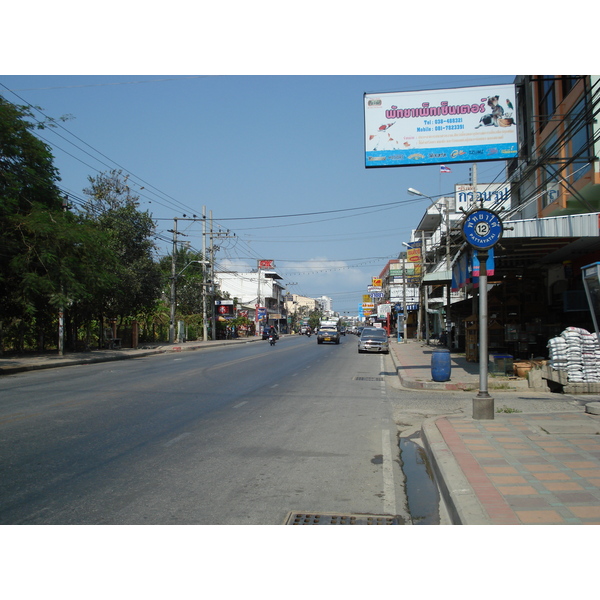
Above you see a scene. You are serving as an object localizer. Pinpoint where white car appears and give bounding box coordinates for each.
[358,327,389,353]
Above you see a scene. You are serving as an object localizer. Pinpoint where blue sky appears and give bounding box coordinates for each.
[1,74,519,314]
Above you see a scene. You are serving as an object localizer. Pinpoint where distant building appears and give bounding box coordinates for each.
[215,270,286,330]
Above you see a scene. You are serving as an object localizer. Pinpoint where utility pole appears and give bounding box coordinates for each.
[169,218,178,344]
[210,210,216,341]
[445,197,452,348]
[58,196,68,355]
[402,253,407,343]
[202,206,208,342]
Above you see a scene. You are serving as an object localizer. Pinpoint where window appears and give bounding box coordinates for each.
[566,98,591,182]
[537,76,556,130]
[539,130,560,208]
[561,76,580,99]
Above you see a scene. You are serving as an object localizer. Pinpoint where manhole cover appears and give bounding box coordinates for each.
[353,377,384,381]
[284,512,405,525]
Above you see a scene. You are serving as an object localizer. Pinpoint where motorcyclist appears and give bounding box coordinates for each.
[268,325,277,340]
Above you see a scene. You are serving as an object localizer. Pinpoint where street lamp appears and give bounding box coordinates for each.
[400,243,410,344]
[408,187,452,348]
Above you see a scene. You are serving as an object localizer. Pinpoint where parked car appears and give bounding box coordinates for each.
[317,327,340,345]
[358,327,389,354]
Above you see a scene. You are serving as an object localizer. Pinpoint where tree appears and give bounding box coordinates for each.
[81,170,162,321]
[0,96,83,350]
[157,246,207,316]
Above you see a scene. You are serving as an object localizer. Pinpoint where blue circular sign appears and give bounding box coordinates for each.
[462,209,503,249]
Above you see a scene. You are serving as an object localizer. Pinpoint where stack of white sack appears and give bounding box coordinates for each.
[582,331,600,382]
[548,327,600,383]
[547,336,568,371]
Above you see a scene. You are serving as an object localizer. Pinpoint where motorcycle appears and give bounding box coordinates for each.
[269,335,276,346]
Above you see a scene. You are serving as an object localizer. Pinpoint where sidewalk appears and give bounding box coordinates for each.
[390,339,600,524]
[390,337,529,392]
[0,336,263,376]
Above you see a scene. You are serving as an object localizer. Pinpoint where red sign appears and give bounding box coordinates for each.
[258,260,275,269]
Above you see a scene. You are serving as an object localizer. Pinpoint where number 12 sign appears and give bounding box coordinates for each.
[462,209,503,249]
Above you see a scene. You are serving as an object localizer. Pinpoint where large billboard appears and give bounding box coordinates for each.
[364,84,517,168]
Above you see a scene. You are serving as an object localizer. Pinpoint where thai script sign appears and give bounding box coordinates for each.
[455,183,511,212]
[364,84,518,168]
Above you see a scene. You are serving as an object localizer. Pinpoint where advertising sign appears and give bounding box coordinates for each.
[258,259,275,269]
[406,242,422,263]
[455,183,511,213]
[364,84,517,168]
[215,300,234,320]
[377,304,392,318]
[257,307,267,319]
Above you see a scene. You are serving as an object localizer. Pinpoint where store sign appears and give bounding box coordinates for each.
[215,300,234,319]
[455,183,511,213]
[364,83,518,168]
[258,259,275,269]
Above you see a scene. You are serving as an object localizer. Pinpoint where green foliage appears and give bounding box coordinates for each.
[1,96,70,347]
[308,309,322,331]
[0,97,209,352]
[158,246,207,316]
[82,170,162,318]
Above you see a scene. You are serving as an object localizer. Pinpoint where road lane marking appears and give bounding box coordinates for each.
[233,401,248,409]
[381,429,397,516]
[163,432,191,447]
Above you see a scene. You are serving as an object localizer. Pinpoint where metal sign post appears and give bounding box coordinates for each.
[462,208,503,420]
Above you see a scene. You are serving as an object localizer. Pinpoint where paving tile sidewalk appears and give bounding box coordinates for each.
[423,412,600,524]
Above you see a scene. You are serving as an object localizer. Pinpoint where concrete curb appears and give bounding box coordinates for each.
[421,416,491,525]
[389,343,527,392]
[0,337,264,376]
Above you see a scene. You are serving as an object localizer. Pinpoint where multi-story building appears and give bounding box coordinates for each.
[509,76,600,218]
[405,76,600,359]
[215,270,286,331]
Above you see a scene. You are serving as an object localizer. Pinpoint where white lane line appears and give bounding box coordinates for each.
[163,432,191,447]
[233,401,248,409]
[270,384,279,388]
[381,429,398,516]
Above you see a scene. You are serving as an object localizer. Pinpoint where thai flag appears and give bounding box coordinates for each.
[440,165,451,173]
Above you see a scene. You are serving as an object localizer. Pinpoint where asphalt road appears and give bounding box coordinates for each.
[0,334,411,524]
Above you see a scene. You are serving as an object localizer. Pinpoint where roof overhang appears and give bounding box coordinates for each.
[263,271,283,280]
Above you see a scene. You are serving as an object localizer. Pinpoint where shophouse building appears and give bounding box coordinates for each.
[399,76,600,361]
[215,270,287,332]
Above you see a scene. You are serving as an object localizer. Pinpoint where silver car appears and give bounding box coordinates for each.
[358,327,389,354]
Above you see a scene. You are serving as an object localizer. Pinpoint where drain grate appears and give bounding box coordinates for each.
[284,512,404,525]
[353,376,384,381]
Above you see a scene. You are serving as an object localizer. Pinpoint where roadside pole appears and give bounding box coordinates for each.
[462,207,503,420]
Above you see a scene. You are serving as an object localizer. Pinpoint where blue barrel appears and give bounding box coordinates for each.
[431,348,451,382]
